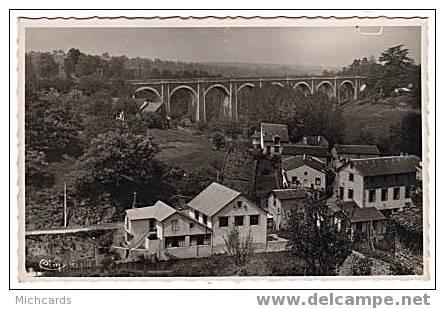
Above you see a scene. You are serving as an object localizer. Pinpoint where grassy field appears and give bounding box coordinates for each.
[148,128,226,172]
[342,95,421,145]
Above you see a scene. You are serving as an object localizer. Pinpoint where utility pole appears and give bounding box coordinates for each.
[63,181,67,228]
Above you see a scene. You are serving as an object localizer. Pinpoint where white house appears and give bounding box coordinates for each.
[335,155,420,214]
[124,201,212,260]
[282,155,326,190]
[187,182,268,253]
[266,189,308,230]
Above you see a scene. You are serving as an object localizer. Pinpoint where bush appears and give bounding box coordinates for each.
[211,132,226,150]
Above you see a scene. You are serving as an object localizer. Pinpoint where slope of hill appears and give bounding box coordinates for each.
[342,95,421,149]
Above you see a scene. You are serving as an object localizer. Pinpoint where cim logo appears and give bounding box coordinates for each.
[38,259,66,271]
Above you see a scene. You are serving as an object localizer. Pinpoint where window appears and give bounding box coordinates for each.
[250,215,259,226]
[189,223,194,229]
[165,236,185,248]
[393,187,400,200]
[266,146,271,153]
[235,216,244,226]
[274,136,281,145]
[349,173,354,181]
[405,186,411,198]
[291,176,298,184]
[339,186,344,200]
[172,220,179,231]
[381,188,388,201]
[304,171,308,176]
[348,188,354,199]
[203,214,208,224]
[237,201,243,208]
[190,234,211,246]
[219,216,228,227]
[368,190,376,203]
[194,210,199,220]
[274,145,280,153]
[315,177,321,185]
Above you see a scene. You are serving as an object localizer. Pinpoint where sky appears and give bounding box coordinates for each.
[25,26,421,68]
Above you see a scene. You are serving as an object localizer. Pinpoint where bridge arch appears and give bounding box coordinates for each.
[168,85,198,124]
[293,81,312,95]
[204,84,230,97]
[134,86,162,101]
[204,84,231,121]
[237,83,255,93]
[338,80,355,103]
[271,82,285,88]
[169,84,198,99]
[315,81,335,98]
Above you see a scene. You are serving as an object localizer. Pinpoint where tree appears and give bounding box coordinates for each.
[75,130,173,208]
[223,225,254,267]
[387,113,422,157]
[64,48,81,77]
[286,195,352,275]
[38,52,59,79]
[25,95,84,161]
[379,44,413,69]
[25,150,54,188]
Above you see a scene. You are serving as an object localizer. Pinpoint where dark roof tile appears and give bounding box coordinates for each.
[260,123,289,142]
[334,144,380,155]
[346,155,420,177]
[282,155,326,173]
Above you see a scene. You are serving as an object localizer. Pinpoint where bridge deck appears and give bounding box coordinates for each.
[127,76,366,85]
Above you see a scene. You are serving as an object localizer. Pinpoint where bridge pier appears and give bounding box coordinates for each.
[197,82,205,123]
[230,81,238,121]
[161,84,170,115]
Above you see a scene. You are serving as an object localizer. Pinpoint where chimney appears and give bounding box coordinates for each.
[303,137,308,145]
[132,191,137,209]
[303,153,306,160]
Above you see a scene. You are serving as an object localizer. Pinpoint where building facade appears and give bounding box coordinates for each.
[282,155,326,190]
[267,189,307,230]
[335,156,420,214]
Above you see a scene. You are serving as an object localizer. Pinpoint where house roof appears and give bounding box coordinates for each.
[337,201,386,223]
[260,123,289,142]
[346,155,420,177]
[270,189,308,200]
[391,206,422,234]
[187,182,241,217]
[281,144,328,158]
[282,155,326,173]
[125,200,176,221]
[333,144,380,156]
[141,101,164,113]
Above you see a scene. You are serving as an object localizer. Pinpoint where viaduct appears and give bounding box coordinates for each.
[128,76,366,123]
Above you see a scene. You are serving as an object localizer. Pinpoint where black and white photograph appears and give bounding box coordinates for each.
[17,16,429,281]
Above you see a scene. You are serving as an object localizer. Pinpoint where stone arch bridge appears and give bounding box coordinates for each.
[128,76,366,123]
